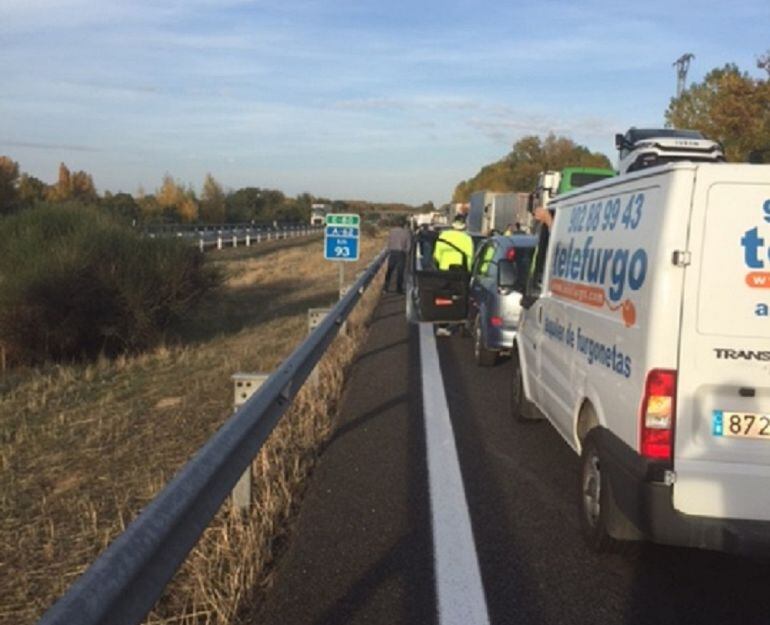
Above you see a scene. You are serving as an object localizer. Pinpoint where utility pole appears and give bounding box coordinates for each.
[673,53,695,98]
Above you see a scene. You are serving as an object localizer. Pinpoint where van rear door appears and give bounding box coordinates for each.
[675,164,770,520]
[405,229,472,323]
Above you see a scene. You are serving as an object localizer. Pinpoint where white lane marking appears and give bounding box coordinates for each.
[419,323,491,625]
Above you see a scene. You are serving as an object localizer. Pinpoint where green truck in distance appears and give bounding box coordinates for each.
[535,166,616,208]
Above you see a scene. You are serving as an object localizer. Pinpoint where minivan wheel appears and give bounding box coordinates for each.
[511,349,539,421]
[473,316,497,366]
[578,432,639,552]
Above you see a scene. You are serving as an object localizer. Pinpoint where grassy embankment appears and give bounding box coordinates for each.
[0,232,386,625]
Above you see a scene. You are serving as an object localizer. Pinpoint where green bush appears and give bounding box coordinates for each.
[0,203,219,363]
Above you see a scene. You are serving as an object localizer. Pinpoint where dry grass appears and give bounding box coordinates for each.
[0,232,385,625]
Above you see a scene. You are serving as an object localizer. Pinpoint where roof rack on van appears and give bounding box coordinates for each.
[615,127,725,174]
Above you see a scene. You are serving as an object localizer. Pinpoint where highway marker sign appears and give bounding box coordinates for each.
[324,213,360,261]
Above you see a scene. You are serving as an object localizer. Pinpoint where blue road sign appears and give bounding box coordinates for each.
[325,235,359,261]
[324,213,360,261]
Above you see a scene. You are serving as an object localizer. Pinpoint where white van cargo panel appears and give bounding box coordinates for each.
[675,164,770,520]
[697,182,770,338]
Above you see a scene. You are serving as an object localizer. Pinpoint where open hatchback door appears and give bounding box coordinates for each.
[405,228,478,323]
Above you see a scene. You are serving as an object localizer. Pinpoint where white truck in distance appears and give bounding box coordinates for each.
[411,211,448,229]
[310,203,328,226]
[467,191,529,235]
[508,160,770,555]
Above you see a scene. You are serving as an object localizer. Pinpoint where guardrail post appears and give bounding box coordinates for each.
[267,231,271,241]
[337,282,353,334]
[307,307,330,333]
[217,236,222,250]
[307,308,331,386]
[230,373,269,512]
[246,234,251,247]
[232,235,237,248]
[199,238,204,253]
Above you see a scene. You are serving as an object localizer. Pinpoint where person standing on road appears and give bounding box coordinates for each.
[384,218,411,293]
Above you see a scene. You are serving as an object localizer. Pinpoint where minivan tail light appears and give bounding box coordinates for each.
[490,316,503,327]
[640,369,677,461]
[505,248,516,261]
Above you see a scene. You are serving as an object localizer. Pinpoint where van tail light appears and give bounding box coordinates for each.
[505,248,516,261]
[434,297,453,306]
[639,369,677,461]
[490,315,503,327]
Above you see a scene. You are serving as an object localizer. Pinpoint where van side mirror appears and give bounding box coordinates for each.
[497,259,520,291]
[615,133,625,150]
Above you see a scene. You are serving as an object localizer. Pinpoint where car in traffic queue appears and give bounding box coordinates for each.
[467,234,536,366]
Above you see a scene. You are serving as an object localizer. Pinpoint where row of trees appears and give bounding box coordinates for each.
[0,159,429,224]
[665,53,770,162]
[453,134,611,202]
[0,160,99,214]
[0,162,330,224]
[454,50,770,201]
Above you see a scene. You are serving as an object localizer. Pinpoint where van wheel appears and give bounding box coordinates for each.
[579,432,639,552]
[510,350,539,421]
[473,316,497,366]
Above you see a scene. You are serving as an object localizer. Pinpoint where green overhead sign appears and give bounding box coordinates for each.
[325,214,360,226]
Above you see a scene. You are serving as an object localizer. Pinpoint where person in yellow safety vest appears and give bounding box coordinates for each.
[433,214,473,271]
[432,215,473,337]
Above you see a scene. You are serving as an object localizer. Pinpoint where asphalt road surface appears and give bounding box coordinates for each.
[255,293,770,625]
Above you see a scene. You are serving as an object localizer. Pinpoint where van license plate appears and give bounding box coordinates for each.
[712,410,770,439]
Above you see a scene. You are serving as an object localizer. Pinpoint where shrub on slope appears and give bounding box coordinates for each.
[0,203,219,363]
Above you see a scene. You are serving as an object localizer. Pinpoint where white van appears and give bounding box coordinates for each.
[507,162,770,555]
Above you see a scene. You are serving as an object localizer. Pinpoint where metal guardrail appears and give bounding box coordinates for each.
[196,225,323,252]
[143,220,305,235]
[38,249,388,625]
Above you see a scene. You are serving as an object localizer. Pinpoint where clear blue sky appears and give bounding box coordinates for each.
[1,0,768,205]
